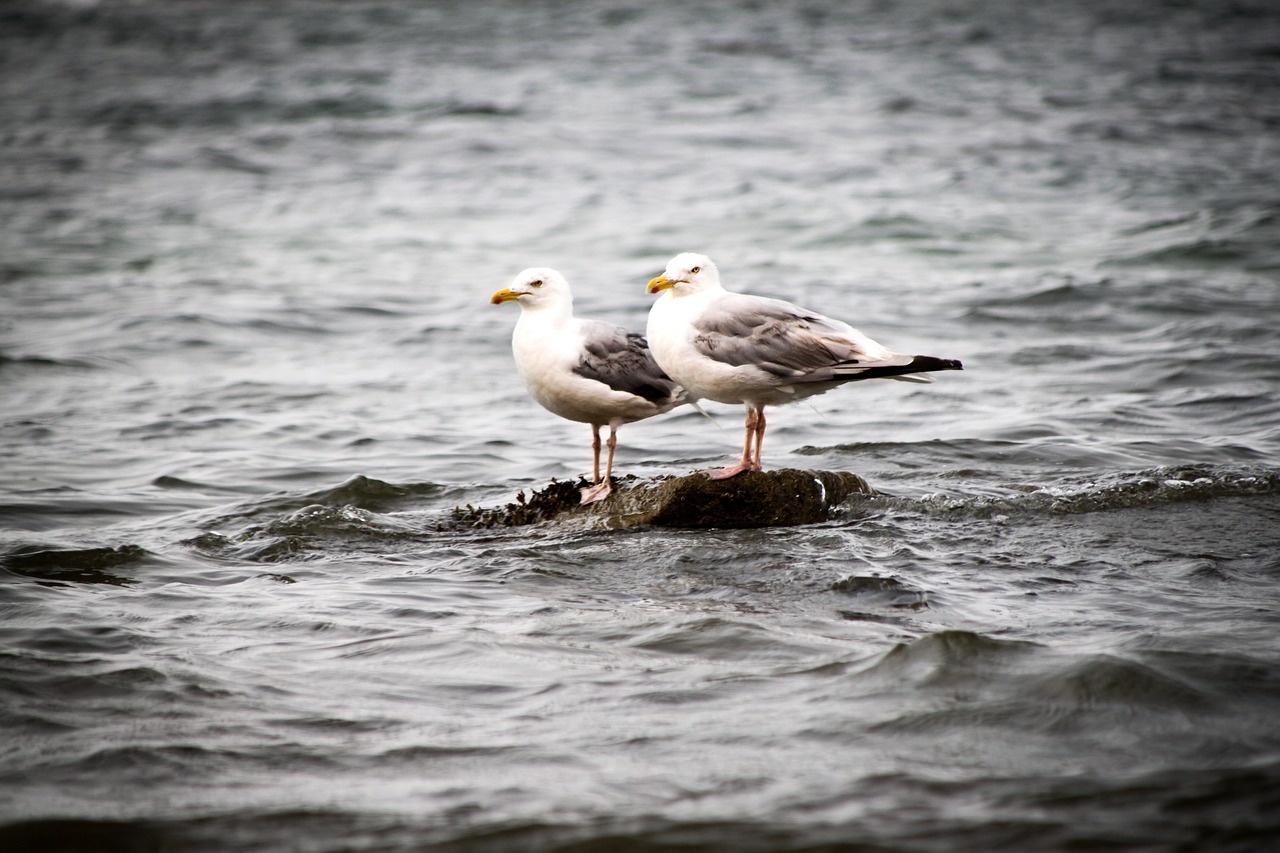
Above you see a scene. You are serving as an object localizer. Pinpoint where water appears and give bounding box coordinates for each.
[2,0,1279,849]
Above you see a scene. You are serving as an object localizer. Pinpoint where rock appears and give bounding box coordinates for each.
[451,469,877,530]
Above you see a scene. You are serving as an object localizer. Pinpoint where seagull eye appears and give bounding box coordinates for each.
[531,279,543,288]
[691,266,701,274]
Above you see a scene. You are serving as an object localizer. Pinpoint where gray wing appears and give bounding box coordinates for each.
[690,293,903,381]
[574,320,686,405]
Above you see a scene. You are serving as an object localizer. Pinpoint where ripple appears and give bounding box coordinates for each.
[2,545,147,587]
[907,464,1280,517]
[5,0,1280,849]
[859,631,1042,686]
[627,617,825,664]
[1022,654,1211,711]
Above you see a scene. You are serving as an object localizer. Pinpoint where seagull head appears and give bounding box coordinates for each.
[490,267,572,310]
[647,252,722,297]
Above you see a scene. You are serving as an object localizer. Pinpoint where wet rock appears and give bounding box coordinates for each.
[452,469,876,530]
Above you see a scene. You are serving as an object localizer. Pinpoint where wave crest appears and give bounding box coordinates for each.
[912,464,1280,517]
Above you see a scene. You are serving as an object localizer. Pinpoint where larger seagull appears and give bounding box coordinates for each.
[492,268,691,503]
[646,253,962,479]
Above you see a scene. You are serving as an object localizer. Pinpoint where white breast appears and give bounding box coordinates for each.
[512,313,665,426]
[647,291,755,405]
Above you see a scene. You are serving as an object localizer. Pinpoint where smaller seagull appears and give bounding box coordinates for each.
[491,268,692,504]
[646,253,962,480]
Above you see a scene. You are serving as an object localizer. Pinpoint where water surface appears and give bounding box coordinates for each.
[2,1,1279,850]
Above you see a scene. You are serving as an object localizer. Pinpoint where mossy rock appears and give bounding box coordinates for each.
[453,469,876,530]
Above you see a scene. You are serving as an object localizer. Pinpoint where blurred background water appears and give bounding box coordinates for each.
[2,0,1279,850]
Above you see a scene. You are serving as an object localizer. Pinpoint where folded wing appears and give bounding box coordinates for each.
[574,320,687,407]
[689,293,924,384]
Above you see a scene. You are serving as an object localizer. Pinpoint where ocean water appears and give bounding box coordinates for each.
[2,0,1279,850]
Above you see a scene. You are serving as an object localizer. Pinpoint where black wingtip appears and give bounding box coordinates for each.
[836,355,963,382]
[911,355,963,372]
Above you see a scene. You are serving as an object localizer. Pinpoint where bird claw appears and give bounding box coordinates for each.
[579,482,613,504]
[701,463,753,480]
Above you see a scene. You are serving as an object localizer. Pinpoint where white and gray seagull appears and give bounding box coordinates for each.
[646,252,962,480]
[491,267,692,504]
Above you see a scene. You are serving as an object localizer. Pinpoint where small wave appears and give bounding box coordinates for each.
[376,744,513,763]
[199,146,271,175]
[913,464,1280,518]
[962,276,1127,327]
[831,575,929,610]
[2,545,147,587]
[2,665,169,704]
[121,416,248,440]
[703,37,796,60]
[799,212,1011,250]
[1109,238,1255,267]
[863,636,1232,741]
[962,273,1280,332]
[1118,212,1202,236]
[627,616,829,664]
[48,743,349,784]
[0,812,944,853]
[0,353,103,371]
[1023,654,1211,711]
[151,475,243,494]
[1,624,153,657]
[859,630,1041,687]
[301,475,446,512]
[1106,207,1280,271]
[431,100,522,118]
[262,504,416,539]
[87,93,394,130]
[190,505,420,563]
[799,435,1190,483]
[203,475,446,524]
[186,476,449,562]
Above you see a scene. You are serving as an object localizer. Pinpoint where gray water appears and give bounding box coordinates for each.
[3,1,1280,850]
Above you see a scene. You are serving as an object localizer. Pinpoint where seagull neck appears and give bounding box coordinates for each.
[519,299,574,327]
[674,282,723,299]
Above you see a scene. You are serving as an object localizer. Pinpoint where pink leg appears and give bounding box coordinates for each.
[589,425,602,484]
[605,426,617,481]
[581,424,617,504]
[751,407,766,471]
[702,405,763,480]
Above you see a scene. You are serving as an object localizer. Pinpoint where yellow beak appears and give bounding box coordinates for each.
[490,288,523,304]
[647,275,675,294]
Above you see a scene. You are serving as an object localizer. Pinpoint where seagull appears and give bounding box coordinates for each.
[491,267,692,503]
[645,252,962,480]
